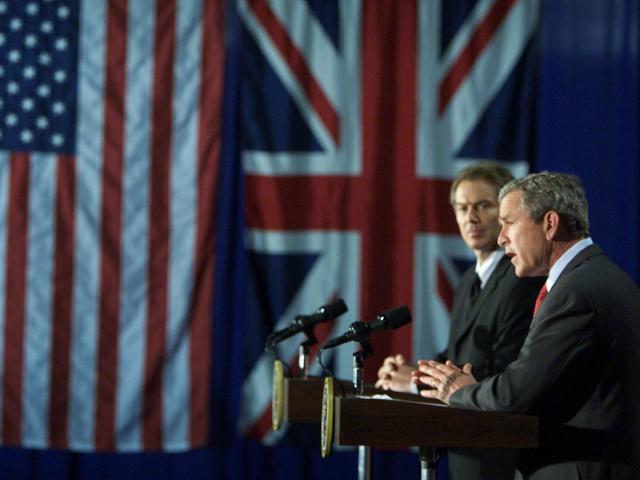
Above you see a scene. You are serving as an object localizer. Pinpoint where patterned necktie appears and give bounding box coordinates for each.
[533,284,548,317]
[470,273,482,304]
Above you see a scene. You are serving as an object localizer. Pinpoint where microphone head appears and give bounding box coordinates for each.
[377,305,412,330]
[318,298,348,320]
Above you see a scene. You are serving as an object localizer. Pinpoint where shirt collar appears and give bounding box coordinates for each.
[546,237,593,291]
[475,249,504,289]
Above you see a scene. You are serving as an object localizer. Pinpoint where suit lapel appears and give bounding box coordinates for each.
[450,255,511,350]
[447,268,476,347]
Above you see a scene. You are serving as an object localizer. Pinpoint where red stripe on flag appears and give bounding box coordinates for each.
[438,0,517,114]
[249,0,340,144]
[189,0,225,446]
[437,260,455,313]
[143,0,177,450]
[361,0,418,379]
[417,178,458,235]
[245,175,357,230]
[48,154,76,448]
[246,175,458,234]
[2,154,30,445]
[246,403,273,441]
[96,0,128,451]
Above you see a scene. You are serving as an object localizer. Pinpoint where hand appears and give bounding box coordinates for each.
[375,354,415,392]
[411,360,476,404]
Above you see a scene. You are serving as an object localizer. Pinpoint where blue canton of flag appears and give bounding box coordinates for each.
[0,0,77,153]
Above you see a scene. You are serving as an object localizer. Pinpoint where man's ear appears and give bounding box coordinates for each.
[543,210,560,240]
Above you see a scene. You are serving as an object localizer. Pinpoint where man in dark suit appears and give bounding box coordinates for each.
[376,162,543,479]
[415,172,640,479]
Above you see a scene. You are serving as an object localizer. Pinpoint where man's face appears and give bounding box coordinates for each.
[453,179,501,258]
[498,190,549,277]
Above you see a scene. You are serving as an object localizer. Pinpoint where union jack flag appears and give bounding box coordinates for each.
[236,0,538,442]
[0,0,224,451]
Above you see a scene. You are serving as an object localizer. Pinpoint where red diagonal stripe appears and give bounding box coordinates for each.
[438,0,517,114]
[249,0,340,144]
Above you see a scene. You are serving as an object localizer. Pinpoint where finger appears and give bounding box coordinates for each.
[374,379,388,389]
[419,388,441,400]
[383,357,400,372]
[427,360,459,377]
[444,360,462,372]
[417,374,444,391]
[382,356,395,369]
[417,364,448,382]
[377,363,391,377]
[395,354,406,365]
[462,363,473,375]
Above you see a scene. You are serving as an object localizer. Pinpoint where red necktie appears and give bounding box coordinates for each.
[533,284,548,317]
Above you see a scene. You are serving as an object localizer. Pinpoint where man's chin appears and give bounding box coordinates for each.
[467,239,494,252]
[511,259,528,277]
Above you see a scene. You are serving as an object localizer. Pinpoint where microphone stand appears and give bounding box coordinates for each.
[297,328,318,378]
[353,340,374,480]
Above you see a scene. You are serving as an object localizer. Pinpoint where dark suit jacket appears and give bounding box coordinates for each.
[437,254,544,480]
[450,245,640,480]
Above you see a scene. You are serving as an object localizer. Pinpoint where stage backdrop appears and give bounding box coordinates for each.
[0,0,638,479]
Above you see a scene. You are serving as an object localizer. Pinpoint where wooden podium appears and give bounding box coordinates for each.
[326,391,538,480]
[330,395,538,449]
[279,376,431,425]
[276,375,538,480]
[280,376,332,424]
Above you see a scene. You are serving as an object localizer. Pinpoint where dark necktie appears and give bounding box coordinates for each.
[470,273,481,304]
[533,284,548,317]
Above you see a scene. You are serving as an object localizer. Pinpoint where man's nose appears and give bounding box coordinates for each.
[497,227,507,247]
[465,207,479,221]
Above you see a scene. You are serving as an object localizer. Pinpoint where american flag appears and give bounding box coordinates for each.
[234,0,538,443]
[0,0,224,451]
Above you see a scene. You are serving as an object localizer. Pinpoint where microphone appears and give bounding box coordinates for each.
[266,299,348,346]
[320,305,412,351]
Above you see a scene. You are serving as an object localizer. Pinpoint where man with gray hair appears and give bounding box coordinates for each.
[377,162,543,479]
[414,172,640,479]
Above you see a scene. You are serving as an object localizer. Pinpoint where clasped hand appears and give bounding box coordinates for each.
[411,360,477,404]
[375,354,415,392]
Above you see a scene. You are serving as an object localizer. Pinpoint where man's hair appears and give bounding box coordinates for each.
[499,172,590,238]
[449,162,515,206]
